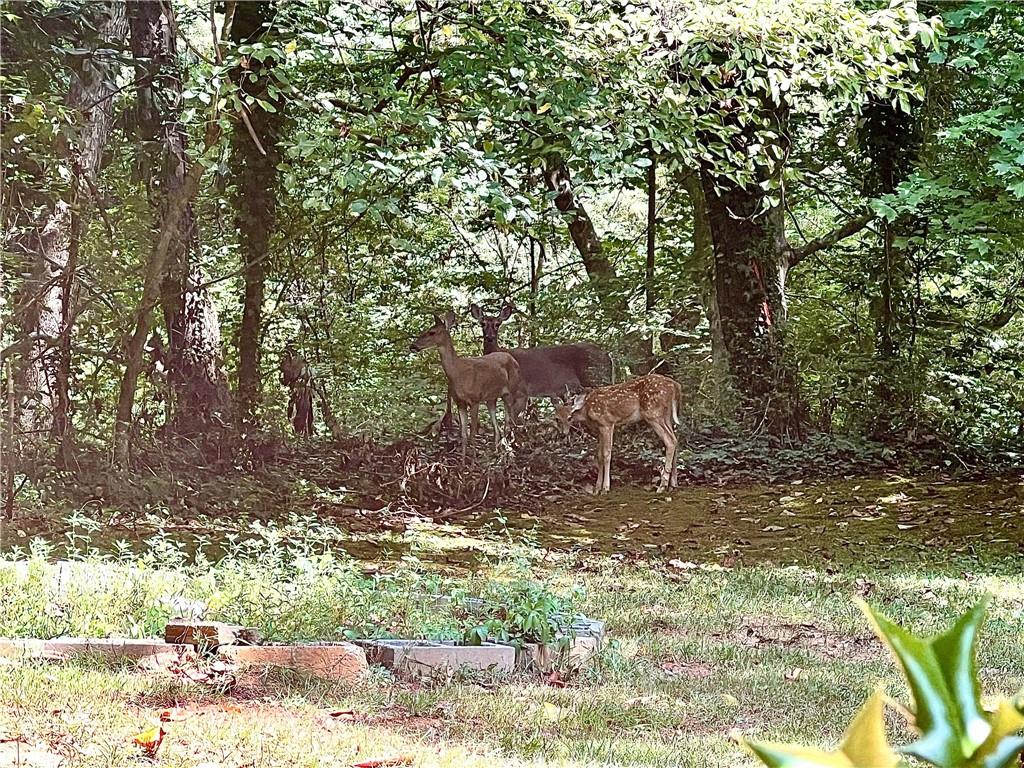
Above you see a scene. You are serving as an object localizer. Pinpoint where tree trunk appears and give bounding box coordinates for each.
[860,95,922,427]
[643,143,656,372]
[676,171,727,378]
[698,91,804,437]
[112,132,218,465]
[128,0,229,432]
[229,0,283,425]
[543,155,647,369]
[12,2,127,443]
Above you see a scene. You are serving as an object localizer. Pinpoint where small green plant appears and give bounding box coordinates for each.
[748,597,1024,768]
[458,580,583,647]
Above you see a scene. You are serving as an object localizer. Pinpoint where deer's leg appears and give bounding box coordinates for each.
[458,404,469,457]
[487,400,500,450]
[650,418,678,491]
[602,425,615,493]
[596,424,614,493]
[469,405,480,441]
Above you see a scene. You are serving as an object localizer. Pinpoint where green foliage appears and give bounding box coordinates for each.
[748,599,1024,768]
[0,519,582,647]
[3,0,1024,473]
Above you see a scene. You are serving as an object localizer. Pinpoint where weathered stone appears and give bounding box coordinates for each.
[164,621,251,648]
[0,637,175,660]
[220,642,368,683]
[359,639,514,677]
[513,615,606,671]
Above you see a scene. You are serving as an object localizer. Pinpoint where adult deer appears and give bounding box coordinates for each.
[469,303,612,401]
[554,373,682,494]
[411,311,526,457]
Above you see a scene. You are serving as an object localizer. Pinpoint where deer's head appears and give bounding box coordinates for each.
[469,303,514,354]
[554,392,588,435]
[410,310,457,352]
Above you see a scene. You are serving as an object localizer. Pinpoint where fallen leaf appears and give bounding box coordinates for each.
[545,670,566,688]
[721,693,740,706]
[352,756,414,768]
[327,710,356,721]
[158,707,189,722]
[784,667,804,681]
[541,702,568,722]
[132,725,164,758]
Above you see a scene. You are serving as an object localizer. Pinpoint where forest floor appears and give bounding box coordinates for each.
[2,433,1023,767]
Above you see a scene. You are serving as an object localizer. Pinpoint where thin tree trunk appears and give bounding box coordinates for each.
[543,155,648,368]
[861,95,923,428]
[230,0,283,425]
[643,142,657,372]
[128,0,229,432]
[12,2,127,442]
[677,171,728,378]
[112,141,216,465]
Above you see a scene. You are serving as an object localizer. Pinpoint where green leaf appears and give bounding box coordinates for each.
[748,692,901,768]
[974,700,1024,768]
[858,599,990,767]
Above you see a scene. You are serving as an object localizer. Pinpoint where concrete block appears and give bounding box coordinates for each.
[0,637,175,660]
[165,621,258,648]
[513,615,606,671]
[220,642,368,683]
[358,639,514,677]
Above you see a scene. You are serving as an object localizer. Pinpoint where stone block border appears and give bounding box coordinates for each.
[0,613,605,682]
[357,639,514,677]
[220,642,368,682]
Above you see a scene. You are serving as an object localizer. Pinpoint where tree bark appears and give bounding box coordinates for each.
[860,95,922,423]
[12,2,127,442]
[112,131,218,465]
[643,143,656,371]
[699,158,802,434]
[229,0,284,425]
[128,0,229,432]
[672,171,729,381]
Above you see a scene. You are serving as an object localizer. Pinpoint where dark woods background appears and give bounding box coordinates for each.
[3,0,1024,509]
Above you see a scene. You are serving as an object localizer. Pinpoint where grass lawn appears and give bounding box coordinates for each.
[0,476,1022,767]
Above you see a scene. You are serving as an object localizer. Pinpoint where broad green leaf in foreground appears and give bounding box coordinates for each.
[747,691,902,768]
[858,598,989,766]
[860,598,1024,768]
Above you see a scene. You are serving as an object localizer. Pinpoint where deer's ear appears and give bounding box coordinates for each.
[443,310,458,329]
[569,392,587,414]
[469,303,483,320]
[498,303,515,322]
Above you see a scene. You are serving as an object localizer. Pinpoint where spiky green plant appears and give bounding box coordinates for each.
[748,597,1024,768]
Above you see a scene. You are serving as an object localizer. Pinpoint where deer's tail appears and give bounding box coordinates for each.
[672,380,682,426]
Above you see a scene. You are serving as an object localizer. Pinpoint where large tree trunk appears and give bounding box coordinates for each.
[229,0,283,425]
[128,0,229,432]
[700,164,801,435]
[12,2,127,444]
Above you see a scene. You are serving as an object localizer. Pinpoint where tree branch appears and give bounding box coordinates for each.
[788,211,874,268]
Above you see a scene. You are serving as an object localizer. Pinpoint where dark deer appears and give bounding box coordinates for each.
[469,303,612,402]
[411,311,526,456]
[554,373,682,493]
